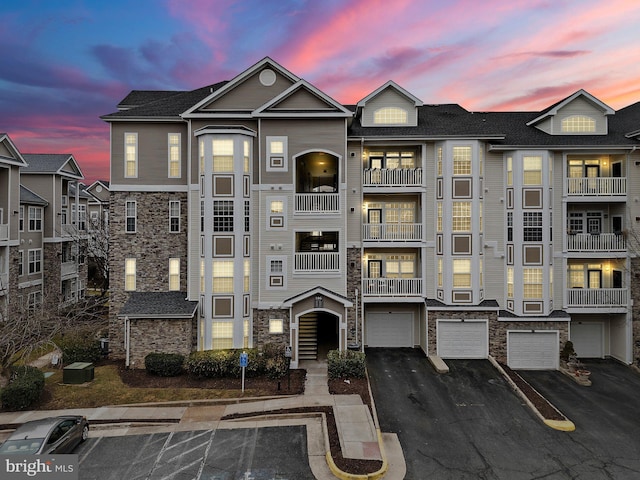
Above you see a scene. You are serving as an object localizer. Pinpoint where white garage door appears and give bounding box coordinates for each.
[508,331,558,370]
[437,320,488,359]
[571,323,604,358]
[366,312,413,347]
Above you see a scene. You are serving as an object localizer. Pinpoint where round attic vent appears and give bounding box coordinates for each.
[259,69,276,86]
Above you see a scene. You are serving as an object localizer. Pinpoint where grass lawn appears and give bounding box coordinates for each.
[38,364,262,410]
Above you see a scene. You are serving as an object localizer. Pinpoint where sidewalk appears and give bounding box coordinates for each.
[0,359,405,480]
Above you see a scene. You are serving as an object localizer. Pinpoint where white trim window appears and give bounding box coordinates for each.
[169,200,180,233]
[19,206,24,231]
[213,139,234,172]
[562,115,595,133]
[168,133,181,178]
[18,250,24,276]
[125,200,136,233]
[269,318,284,334]
[266,136,287,171]
[124,133,138,178]
[212,321,233,350]
[169,258,180,291]
[212,260,233,293]
[28,206,42,232]
[374,107,408,125]
[125,258,136,291]
[28,249,42,274]
[28,291,42,311]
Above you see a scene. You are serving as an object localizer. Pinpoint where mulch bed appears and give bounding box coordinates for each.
[500,363,566,421]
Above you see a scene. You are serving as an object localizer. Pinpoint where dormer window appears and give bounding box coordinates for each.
[374,107,408,125]
[561,115,596,133]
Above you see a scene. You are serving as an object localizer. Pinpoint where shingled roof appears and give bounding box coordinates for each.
[118,292,198,319]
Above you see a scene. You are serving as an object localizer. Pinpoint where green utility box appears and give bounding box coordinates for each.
[63,362,95,384]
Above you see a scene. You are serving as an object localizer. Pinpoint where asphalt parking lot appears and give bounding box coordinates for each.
[76,426,315,480]
[366,348,640,480]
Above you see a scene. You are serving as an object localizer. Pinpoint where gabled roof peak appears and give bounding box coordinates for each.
[527,89,614,127]
[356,80,423,108]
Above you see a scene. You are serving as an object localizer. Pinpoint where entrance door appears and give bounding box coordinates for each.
[586,165,600,192]
[587,216,601,234]
[613,270,622,289]
[368,209,382,239]
[612,162,622,177]
[612,216,623,235]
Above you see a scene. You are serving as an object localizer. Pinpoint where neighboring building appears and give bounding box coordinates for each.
[102,57,640,369]
[0,133,89,318]
[84,180,110,292]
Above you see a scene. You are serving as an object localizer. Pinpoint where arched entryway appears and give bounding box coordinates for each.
[298,311,339,360]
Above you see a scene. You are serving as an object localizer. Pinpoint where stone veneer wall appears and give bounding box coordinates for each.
[127,317,193,368]
[346,247,362,347]
[108,191,189,360]
[632,258,640,366]
[427,309,568,363]
[253,308,289,349]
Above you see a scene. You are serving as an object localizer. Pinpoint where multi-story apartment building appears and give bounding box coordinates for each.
[102,58,640,369]
[0,133,89,318]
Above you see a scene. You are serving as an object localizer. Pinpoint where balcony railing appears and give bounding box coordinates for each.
[0,272,8,294]
[295,193,339,214]
[566,288,628,307]
[362,278,423,296]
[566,177,626,196]
[61,224,75,236]
[363,223,423,241]
[566,233,626,251]
[61,261,78,277]
[0,224,8,241]
[363,168,422,187]
[294,252,340,272]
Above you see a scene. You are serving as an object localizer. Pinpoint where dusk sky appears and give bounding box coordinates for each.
[2,0,640,184]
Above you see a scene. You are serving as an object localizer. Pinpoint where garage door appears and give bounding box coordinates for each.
[508,331,558,370]
[571,323,604,358]
[437,320,488,359]
[366,312,413,347]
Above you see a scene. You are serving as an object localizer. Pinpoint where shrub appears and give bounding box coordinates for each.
[327,349,366,379]
[560,340,576,362]
[57,334,103,365]
[262,343,285,359]
[144,353,184,377]
[187,349,264,378]
[228,349,265,378]
[1,366,45,411]
[265,356,289,380]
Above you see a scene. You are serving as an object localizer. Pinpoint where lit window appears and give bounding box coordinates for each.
[561,115,595,133]
[212,322,233,350]
[452,202,471,231]
[125,133,137,177]
[269,319,284,334]
[506,156,513,186]
[200,259,205,293]
[270,141,284,154]
[373,107,408,124]
[437,258,442,287]
[213,139,234,172]
[453,146,472,175]
[244,259,250,293]
[199,139,205,174]
[507,267,514,298]
[169,200,180,232]
[437,202,443,232]
[523,268,543,298]
[385,254,414,278]
[125,258,136,291]
[169,258,180,291]
[244,140,250,173]
[270,200,283,214]
[244,319,250,349]
[437,147,443,176]
[168,133,181,178]
[523,156,542,185]
[452,259,471,287]
[213,261,233,293]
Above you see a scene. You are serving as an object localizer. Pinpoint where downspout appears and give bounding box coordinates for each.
[124,316,130,368]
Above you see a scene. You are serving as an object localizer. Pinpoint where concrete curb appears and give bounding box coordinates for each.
[326,429,388,480]
[489,356,575,432]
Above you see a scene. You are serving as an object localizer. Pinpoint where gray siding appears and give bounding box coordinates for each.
[361,88,417,127]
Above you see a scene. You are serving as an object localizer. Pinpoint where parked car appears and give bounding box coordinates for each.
[0,416,89,454]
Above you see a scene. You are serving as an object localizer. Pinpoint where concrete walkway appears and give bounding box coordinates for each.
[0,358,405,479]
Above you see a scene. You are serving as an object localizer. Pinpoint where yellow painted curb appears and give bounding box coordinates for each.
[326,429,388,480]
[544,419,576,432]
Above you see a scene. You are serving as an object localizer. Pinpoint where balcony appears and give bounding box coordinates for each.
[295,193,339,214]
[566,288,628,308]
[0,272,8,295]
[61,261,78,278]
[363,223,423,242]
[566,233,626,252]
[566,177,626,196]
[0,223,8,241]
[363,168,422,187]
[362,278,423,297]
[294,252,340,273]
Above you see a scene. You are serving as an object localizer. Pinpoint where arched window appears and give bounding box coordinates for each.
[561,115,596,133]
[374,107,408,125]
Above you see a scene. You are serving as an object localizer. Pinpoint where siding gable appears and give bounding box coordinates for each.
[358,82,422,127]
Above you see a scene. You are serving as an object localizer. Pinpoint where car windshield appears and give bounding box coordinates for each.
[0,438,45,454]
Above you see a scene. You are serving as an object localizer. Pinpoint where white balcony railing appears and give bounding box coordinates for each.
[363,223,423,241]
[61,224,76,236]
[295,193,339,213]
[294,252,340,272]
[566,233,626,251]
[61,261,78,277]
[362,278,423,296]
[0,272,8,294]
[363,168,422,187]
[566,177,626,196]
[566,288,628,307]
[0,224,8,241]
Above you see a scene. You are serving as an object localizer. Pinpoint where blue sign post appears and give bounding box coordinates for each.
[240,351,248,393]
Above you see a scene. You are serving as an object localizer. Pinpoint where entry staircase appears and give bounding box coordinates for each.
[298,314,318,360]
